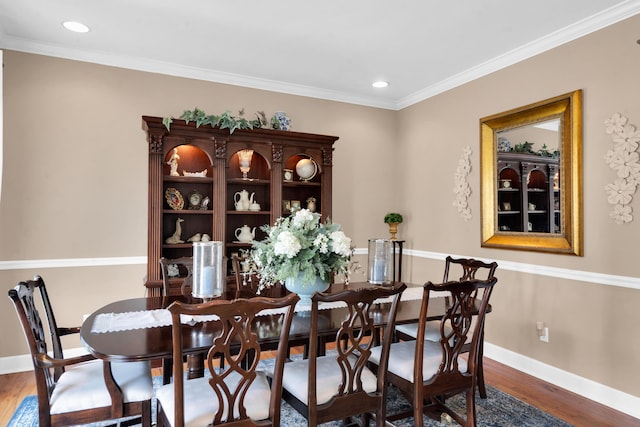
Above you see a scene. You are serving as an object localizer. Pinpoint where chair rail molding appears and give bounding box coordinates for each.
[406,248,640,290]
[0,256,147,270]
[354,247,640,291]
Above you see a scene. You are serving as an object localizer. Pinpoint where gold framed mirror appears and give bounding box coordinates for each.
[480,90,583,255]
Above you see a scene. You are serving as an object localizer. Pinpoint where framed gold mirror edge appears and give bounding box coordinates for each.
[480,89,583,256]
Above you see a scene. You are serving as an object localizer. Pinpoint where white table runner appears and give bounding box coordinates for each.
[90,286,425,334]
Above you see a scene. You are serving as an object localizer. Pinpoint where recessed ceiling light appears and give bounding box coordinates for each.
[372,81,389,88]
[63,21,90,33]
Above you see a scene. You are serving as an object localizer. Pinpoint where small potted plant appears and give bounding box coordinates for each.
[384,213,403,240]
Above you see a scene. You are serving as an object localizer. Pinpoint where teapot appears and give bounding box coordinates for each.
[235,225,256,243]
[234,190,255,211]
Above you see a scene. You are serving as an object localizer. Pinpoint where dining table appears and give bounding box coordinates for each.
[80,281,488,378]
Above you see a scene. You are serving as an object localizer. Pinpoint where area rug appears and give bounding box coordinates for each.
[9,373,572,427]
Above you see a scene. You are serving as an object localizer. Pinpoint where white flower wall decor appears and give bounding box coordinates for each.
[604,113,640,224]
[453,146,472,221]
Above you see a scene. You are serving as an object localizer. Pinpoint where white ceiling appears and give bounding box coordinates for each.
[1,1,639,110]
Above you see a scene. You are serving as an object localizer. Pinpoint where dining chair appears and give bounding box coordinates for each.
[231,252,313,361]
[155,292,300,427]
[159,256,193,297]
[395,256,498,398]
[279,283,407,427]
[159,256,195,384]
[371,277,497,427]
[8,275,153,427]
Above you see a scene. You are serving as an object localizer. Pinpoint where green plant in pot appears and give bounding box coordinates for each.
[384,213,403,240]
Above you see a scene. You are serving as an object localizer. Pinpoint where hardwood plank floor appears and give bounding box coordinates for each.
[1,357,637,426]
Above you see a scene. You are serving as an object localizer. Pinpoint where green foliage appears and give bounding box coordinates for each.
[513,141,535,154]
[384,212,403,224]
[513,142,559,158]
[162,107,263,134]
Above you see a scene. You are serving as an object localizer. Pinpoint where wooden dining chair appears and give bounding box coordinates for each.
[8,275,153,427]
[159,256,193,297]
[158,256,195,384]
[279,283,406,427]
[155,292,299,427]
[395,256,498,398]
[371,277,497,427]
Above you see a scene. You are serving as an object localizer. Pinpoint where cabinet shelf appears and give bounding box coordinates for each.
[163,176,213,183]
[162,243,193,249]
[283,181,322,188]
[163,209,212,215]
[226,211,270,215]
[227,178,270,185]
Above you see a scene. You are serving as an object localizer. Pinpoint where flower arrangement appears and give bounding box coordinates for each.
[250,209,352,291]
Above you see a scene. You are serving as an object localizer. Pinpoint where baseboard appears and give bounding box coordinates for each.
[484,342,640,420]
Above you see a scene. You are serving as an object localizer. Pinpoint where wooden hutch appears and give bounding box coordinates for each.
[142,116,338,294]
[497,152,560,234]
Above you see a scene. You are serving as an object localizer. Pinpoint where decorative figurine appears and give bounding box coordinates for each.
[165,218,184,244]
[201,196,210,210]
[167,148,180,177]
[187,233,201,242]
[306,197,317,212]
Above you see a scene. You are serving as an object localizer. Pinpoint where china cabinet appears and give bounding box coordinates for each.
[497,153,559,234]
[142,116,338,294]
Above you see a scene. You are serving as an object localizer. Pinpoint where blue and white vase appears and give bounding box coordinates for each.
[284,273,329,308]
[274,111,291,131]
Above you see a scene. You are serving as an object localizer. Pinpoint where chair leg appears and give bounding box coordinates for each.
[162,358,172,385]
[466,388,476,427]
[477,332,487,398]
[477,355,487,398]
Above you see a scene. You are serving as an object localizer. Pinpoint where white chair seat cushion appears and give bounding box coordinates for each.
[281,355,378,405]
[370,340,467,383]
[50,359,153,414]
[156,371,271,427]
[396,320,451,341]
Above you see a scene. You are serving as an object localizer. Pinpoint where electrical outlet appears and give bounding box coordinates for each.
[540,327,549,343]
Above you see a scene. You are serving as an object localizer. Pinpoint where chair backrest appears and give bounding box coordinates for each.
[167,292,299,427]
[416,277,497,396]
[442,256,497,282]
[9,276,63,394]
[159,256,193,297]
[230,253,259,294]
[308,283,407,419]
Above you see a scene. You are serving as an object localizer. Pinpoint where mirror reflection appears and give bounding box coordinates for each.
[496,119,561,233]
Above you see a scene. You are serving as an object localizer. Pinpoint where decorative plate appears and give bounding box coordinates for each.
[165,187,184,210]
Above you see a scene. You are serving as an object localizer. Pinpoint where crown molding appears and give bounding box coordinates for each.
[1,2,639,111]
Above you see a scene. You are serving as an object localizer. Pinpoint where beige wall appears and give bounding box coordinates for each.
[395,13,640,398]
[1,12,639,404]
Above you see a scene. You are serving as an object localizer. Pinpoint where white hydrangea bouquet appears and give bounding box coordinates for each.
[250,209,352,292]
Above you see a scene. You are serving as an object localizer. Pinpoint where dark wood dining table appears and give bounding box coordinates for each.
[80,282,487,376]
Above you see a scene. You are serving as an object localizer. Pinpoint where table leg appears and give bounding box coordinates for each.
[186,353,204,379]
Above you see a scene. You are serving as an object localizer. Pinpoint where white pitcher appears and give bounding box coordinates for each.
[234,190,254,211]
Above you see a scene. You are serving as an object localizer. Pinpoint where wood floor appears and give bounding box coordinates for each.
[1,356,637,427]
